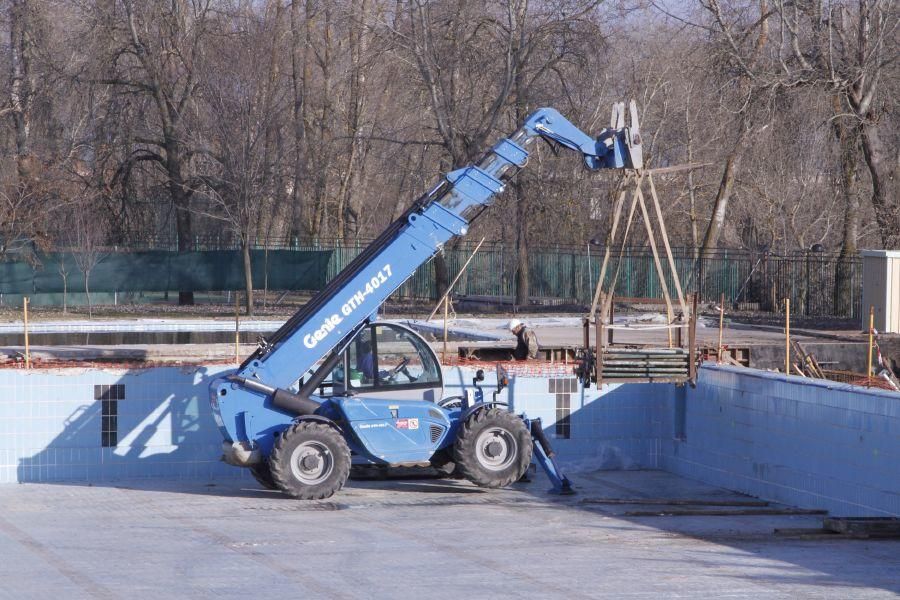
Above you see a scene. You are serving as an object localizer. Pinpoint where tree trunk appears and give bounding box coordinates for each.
[339,0,369,245]
[511,0,529,308]
[514,182,529,307]
[289,0,307,239]
[699,1,768,261]
[9,0,34,187]
[684,93,700,262]
[242,239,254,316]
[432,251,449,301]
[257,1,283,250]
[84,272,92,319]
[859,118,900,249]
[831,99,860,317]
[310,2,333,237]
[174,193,194,305]
[164,136,195,305]
[700,116,750,257]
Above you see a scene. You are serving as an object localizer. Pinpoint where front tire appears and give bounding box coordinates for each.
[249,463,277,490]
[270,422,351,500]
[454,408,532,488]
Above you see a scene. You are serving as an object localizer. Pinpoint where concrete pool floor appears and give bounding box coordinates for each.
[1,470,897,599]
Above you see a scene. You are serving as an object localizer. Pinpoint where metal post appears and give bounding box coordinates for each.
[608,295,615,346]
[697,254,704,303]
[717,292,725,362]
[688,293,698,383]
[23,297,30,369]
[234,292,240,364]
[867,305,875,381]
[582,317,590,358]
[595,316,604,388]
[804,251,810,316]
[587,243,592,306]
[784,298,791,374]
[427,237,486,322]
[442,295,449,364]
[676,319,683,349]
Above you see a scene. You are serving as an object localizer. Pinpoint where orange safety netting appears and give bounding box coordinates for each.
[4,355,579,378]
[844,376,898,392]
[440,355,577,378]
[0,358,236,371]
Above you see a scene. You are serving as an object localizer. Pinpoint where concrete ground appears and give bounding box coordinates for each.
[1,470,897,599]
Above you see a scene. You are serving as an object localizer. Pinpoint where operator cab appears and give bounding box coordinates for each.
[315,321,444,403]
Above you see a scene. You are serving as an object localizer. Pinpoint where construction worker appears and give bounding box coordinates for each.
[508,318,539,360]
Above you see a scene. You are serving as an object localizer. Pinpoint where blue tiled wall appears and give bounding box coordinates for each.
[1,365,239,483]
[1,364,665,484]
[2,362,898,518]
[660,366,900,517]
[444,367,667,470]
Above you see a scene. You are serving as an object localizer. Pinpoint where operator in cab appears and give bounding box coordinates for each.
[508,318,539,360]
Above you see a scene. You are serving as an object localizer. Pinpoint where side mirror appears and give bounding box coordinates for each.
[496,364,509,392]
[474,369,485,382]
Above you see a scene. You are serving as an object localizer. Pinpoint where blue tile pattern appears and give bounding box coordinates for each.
[660,366,900,517]
[1,362,898,517]
[1,365,238,483]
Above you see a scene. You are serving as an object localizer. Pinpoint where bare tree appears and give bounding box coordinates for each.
[830,1,899,248]
[67,195,108,318]
[831,95,862,314]
[56,251,71,313]
[391,0,604,300]
[697,0,773,256]
[0,0,892,319]
[76,0,218,305]
[193,1,289,316]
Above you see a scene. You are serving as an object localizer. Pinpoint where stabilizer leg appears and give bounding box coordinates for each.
[528,418,575,495]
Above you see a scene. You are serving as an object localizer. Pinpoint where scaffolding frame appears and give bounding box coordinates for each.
[583,170,699,386]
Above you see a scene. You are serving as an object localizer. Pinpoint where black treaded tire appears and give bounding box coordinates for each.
[453,408,532,488]
[248,462,277,490]
[270,421,351,500]
[349,465,389,480]
[429,449,458,478]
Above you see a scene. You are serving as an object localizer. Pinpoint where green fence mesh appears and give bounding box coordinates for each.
[0,244,862,318]
[0,250,332,294]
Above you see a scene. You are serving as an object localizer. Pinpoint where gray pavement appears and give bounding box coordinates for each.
[1,470,897,599]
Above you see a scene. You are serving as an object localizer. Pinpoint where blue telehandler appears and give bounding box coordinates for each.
[209,103,643,499]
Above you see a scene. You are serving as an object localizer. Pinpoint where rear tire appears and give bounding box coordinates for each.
[270,421,351,500]
[249,463,277,490]
[454,408,532,488]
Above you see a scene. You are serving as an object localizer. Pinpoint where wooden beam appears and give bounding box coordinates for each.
[589,178,630,318]
[644,162,713,176]
[634,185,675,346]
[601,179,643,323]
[647,174,688,317]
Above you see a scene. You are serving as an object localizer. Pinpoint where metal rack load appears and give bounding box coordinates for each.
[580,169,700,387]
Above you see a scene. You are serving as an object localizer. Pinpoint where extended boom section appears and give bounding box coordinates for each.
[230,106,641,390]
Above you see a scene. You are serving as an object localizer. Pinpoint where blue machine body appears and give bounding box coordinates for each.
[208,105,642,488]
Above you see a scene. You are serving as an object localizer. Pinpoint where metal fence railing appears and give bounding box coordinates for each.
[304,242,862,318]
[2,237,864,318]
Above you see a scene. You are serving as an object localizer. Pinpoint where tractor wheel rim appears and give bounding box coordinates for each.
[290,441,334,485]
[475,427,517,471]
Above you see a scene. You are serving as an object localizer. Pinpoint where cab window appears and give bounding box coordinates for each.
[348,324,441,390]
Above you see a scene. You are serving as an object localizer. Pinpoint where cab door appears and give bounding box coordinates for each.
[337,323,450,463]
